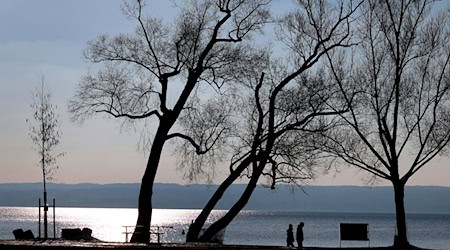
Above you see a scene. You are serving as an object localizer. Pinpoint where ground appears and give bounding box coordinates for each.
[0,240,428,250]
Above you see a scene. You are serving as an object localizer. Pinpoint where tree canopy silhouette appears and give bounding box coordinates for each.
[69,0,270,243]
[321,0,450,248]
[184,0,360,242]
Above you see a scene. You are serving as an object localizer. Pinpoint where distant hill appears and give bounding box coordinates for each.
[0,183,449,214]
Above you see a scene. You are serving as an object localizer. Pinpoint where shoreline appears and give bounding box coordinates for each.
[0,240,427,250]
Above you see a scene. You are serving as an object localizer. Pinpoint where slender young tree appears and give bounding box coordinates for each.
[322,0,450,248]
[27,75,64,240]
[69,0,270,243]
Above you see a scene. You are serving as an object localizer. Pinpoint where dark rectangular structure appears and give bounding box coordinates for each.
[339,223,369,241]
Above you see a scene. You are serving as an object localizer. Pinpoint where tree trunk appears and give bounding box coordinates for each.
[42,133,47,240]
[129,177,153,243]
[130,124,170,243]
[197,101,271,242]
[198,165,263,242]
[186,157,252,242]
[130,78,197,243]
[393,181,409,248]
[43,190,48,240]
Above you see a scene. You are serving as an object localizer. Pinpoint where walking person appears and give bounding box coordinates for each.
[287,224,294,247]
[296,222,304,248]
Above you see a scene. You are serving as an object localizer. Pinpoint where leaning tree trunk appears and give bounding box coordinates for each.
[186,157,252,242]
[392,181,409,248]
[198,165,264,242]
[130,123,170,243]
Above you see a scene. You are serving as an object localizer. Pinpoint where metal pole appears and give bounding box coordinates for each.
[38,198,41,239]
[53,198,56,239]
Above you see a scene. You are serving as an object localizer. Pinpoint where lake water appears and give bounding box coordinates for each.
[0,207,449,249]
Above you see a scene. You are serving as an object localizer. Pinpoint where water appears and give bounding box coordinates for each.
[1,207,449,249]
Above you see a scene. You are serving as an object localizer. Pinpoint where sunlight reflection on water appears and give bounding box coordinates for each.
[0,207,226,243]
[1,207,449,249]
[56,207,138,242]
[55,208,224,242]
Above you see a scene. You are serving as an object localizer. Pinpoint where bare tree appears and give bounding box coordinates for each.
[27,75,64,239]
[322,0,450,248]
[183,0,360,242]
[68,0,270,243]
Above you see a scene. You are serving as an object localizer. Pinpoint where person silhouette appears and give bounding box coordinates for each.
[287,224,294,247]
[296,222,304,248]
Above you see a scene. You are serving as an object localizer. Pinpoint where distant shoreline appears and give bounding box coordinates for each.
[1,183,449,214]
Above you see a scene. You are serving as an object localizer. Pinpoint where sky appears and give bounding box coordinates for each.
[0,0,449,187]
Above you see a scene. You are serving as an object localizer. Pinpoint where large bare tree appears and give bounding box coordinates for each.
[69,0,270,243]
[182,0,361,242]
[322,0,450,248]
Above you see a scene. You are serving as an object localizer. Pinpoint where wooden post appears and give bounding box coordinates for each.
[53,199,56,239]
[157,226,160,243]
[38,199,41,239]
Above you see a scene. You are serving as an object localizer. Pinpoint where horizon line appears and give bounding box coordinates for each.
[0,182,449,188]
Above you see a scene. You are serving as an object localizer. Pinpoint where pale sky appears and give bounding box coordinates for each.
[0,0,448,187]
